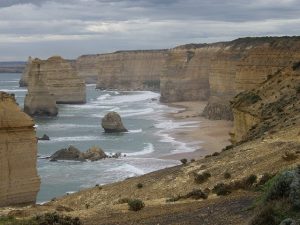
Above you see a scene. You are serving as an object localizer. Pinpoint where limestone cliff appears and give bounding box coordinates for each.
[0,92,40,207]
[24,59,58,117]
[95,50,167,91]
[160,46,221,102]
[202,37,300,120]
[76,55,102,83]
[231,62,300,144]
[25,56,86,104]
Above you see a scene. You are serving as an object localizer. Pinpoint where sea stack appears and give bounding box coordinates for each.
[24,59,58,117]
[42,56,86,104]
[101,112,128,133]
[0,92,40,207]
[19,56,32,87]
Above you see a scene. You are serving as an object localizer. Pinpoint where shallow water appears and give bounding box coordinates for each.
[0,73,200,202]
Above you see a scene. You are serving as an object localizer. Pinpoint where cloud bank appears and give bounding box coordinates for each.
[0,0,299,60]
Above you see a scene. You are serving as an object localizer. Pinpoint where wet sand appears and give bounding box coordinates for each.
[162,101,233,160]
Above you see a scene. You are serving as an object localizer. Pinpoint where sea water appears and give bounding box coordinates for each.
[0,73,200,202]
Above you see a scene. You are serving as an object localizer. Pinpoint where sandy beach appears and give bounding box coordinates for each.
[162,101,233,160]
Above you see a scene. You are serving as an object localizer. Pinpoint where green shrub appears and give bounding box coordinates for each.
[185,189,208,200]
[136,183,143,189]
[249,204,277,225]
[194,172,211,184]
[128,199,145,211]
[212,152,220,157]
[245,174,258,187]
[212,183,231,196]
[224,172,231,179]
[180,158,188,164]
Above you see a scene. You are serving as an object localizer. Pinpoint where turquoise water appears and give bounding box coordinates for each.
[0,73,200,203]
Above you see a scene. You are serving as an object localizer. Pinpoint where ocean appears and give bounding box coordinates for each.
[0,73,200,203]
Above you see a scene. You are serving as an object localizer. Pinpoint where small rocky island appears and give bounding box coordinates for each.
[101,111,128,133]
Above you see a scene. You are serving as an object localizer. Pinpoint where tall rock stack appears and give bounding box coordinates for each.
[19,56,32,87]
[0,92,40,207]
[24,59,58,117]
[43,56,86,104]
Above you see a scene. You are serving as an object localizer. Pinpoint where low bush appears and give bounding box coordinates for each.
[212,152,220,157]
[212,183,231,196]
[136,183,143,189]
[128,199,145,211]
[180,158,188,164]
[224,172,231,179]
[194,172,211,184]
[185,189,208,200]
[118,198,131,204]
[249,204,278,225]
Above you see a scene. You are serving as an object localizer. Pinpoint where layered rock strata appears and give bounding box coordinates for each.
[24,56,86,104]
[96,50,167,91]
[24,59,58,117]
[160,46,222,102]
[0,92,40,207]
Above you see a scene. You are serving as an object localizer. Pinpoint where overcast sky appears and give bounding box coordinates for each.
[0,0,299,61]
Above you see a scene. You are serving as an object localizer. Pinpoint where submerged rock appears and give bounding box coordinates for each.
[50,146,107,162]
[101,112,128,133]
[38,134,50,141]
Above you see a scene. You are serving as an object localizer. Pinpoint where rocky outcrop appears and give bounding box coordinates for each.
[50,146,107,162]
[95,50,167,91]
[0,92,40,207]
[231,62,300,144]
[24,59,58,117]
[22,56,86,104]
[101,112,128,133]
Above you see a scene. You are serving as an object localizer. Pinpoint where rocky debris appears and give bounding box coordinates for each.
[101,112,128,133]
[24,59,58,117]
[50,146,107,162]
[38,134,50,141]
[0,91,40,207]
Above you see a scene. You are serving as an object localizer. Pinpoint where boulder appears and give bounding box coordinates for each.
[50,146,108,162]
[101,112,128,133]
[50,146,85,162]
[82,146,107,161]
[38,134,50,141]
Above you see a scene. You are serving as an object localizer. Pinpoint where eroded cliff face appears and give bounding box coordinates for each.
[25,56,86,104]
[160,46,221,102]
[24,59,58,117]
[231,62,300,144]
[0,92,40,207]
[76,55,102,84]
[203,37,300,120]
[95,50,167,91]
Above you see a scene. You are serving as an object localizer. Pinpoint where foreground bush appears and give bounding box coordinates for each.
[194,172,211,184]
[128,199,145,211]
[0,213,82,225]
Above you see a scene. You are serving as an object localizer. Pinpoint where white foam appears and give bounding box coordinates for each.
[108,163,144,175]
[125,143,154,156]
[128,129,143,133]
[86,84,96,87]
[38,123,98,130]
[97,94,111,100]
[42,136,101,143]
[0,89,27,92]
[120,108,154,117]
[155,120,199,130]
[94,91,160,105]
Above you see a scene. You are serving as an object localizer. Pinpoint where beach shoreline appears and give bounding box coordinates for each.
[160,101,233,160]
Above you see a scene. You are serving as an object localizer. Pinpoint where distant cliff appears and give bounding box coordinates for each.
[0,92,40,207]
[93,50,168,91]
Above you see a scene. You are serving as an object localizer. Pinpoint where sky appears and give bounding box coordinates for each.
[0,0,300,61]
